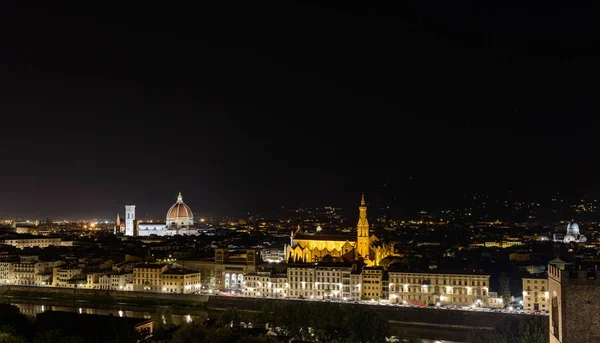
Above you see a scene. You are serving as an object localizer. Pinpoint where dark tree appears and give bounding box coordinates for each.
[467,316,548,343]
[155,307,174,331]
[0,304,34,341]
[34,330,83,343]
[498,272,511,305]
[218,308,242,327]
[0,333,27,343]
[256,301,393,342]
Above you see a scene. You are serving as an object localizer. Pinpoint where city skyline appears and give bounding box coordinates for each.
[1,3,598,343]
[2,2,600,219]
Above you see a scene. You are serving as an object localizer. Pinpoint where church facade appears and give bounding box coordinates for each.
[284,195,396,267]
[121,192,199,237]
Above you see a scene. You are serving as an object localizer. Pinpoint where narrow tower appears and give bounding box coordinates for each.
[125,205,136,236]
[114,212,121,235]
[356,193,370,261]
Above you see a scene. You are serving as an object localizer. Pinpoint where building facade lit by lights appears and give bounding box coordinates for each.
[362,267,383,299]
[262,262,362,302]
[522,274,549,312]
[133,263,168,292]
[182,248,261,292]
[387,271,491,307]
[553,219,587,244]
[284,194,396,267]
[161,268,201,294]
[122,192,199,237]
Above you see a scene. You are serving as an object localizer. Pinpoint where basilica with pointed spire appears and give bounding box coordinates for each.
[284,194,397,267]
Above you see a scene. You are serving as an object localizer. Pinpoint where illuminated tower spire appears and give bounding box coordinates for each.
[357,194,370,261]
[125,205,136,236]
[114,212,120,235]
[177,192,183,203]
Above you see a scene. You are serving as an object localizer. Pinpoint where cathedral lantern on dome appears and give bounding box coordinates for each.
[166,192,194,228]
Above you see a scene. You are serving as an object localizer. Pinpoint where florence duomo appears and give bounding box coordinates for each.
[284,194,397,266]
[117,192,199,237]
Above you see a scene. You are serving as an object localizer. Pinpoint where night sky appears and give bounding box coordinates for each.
[2,2,600,219]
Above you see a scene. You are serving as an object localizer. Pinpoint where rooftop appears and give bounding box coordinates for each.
[523,273,548,279]
[162,268,199,275]
[133,263,165,269]
[293,233,354,242]
[287,261,354,268]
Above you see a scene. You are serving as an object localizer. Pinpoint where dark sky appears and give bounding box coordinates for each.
[2,1,600,220]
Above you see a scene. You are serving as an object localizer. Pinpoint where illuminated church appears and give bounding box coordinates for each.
[284,194,396,266]
[121,192,199,237]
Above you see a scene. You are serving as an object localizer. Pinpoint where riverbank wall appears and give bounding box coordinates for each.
[0,285,543,332]
[0,285,209,303]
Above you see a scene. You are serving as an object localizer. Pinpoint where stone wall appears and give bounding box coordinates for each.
[0,285,209,302]
[207,296,537,328]
[0,286,542,330]
[562,283,600,343]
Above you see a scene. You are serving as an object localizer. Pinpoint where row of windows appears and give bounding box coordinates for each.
[398,295,479,303]
[134,272,162,277]
[526,303,547,308]
[390,278,487,286]
[289,277,315,282]
[316,272,343,276]
[244,282,286,287]
[163,281,198,286]
[289,284,313,289]
[163,274,200,279]
[393,288,488,296]
[525,293,548,298]
[525,286,546,291]
[391,273,487,279]
[316,285,341,290]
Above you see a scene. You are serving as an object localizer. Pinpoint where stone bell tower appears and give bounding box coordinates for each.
[356,193,370,262]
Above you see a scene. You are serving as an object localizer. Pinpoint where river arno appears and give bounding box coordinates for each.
[7,299,465,343]
[7,297,213,326]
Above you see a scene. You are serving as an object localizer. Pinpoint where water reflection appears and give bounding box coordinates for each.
[12,303,207,326]
[12,303,464,343]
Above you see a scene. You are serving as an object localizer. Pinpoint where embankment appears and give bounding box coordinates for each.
[0,285,545,341]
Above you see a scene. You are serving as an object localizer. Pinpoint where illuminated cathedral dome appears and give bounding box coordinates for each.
[561,219,584,244]
[166,192,194,228]
[566,220,579,235]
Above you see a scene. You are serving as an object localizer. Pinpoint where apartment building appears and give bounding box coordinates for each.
[133,263,167,292]
[362,267,383,299]
[243,271,288,298]
[161,268,201,294]
[522,274,549,312]
[388,271,491,307]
